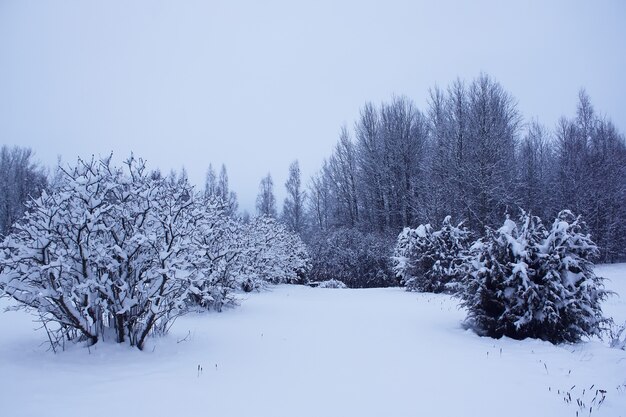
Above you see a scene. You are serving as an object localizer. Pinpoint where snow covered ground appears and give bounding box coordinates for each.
[1,264,625,417]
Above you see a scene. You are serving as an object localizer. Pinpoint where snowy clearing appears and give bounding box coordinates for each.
[1,264,625,417]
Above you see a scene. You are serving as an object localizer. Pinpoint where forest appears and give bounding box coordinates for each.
[0,74,624,349]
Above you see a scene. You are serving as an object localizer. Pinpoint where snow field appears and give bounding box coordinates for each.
[0,264,625,417]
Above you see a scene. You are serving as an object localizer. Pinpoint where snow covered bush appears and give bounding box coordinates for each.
[0,156,236,350]
[317,279,347,289]
[307,228,395,288]
[237,216,310,288]
[187,196,242,311]
[393,223,435,291]
[393,216,469,293]
[461,210,609,343]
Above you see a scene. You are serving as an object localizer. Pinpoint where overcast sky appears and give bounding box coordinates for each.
[1,0,624,213]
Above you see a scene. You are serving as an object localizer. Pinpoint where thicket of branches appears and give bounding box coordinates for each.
[305,74,626,288]
[0,156,310,351]
[0,145,47,237]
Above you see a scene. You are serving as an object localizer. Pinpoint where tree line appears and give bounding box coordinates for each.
[1,73,625,288]
[298,74,625,286]
[0,73,623,349]
[0,155,309,350]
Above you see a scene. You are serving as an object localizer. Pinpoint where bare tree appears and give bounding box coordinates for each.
[204,163,239,217]
[0,146,47,236]
[326,127,359,228]
[463,73,520,230]
[554,90,626,261]
[256,173,277,217]
[307,164,331,234]
[516,121,555,220]
[204,163,217,197]
[282,160,306,234]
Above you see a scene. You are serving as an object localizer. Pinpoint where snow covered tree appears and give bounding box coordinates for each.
[538,210,609,342]
[393,223,436,291]
[238,216,310,289]
[461,211,609,343]
[431,216,471,293]
[0,156,234,350]
[461,215,533,339]
[187,198,242,311]
[393,216,469,293]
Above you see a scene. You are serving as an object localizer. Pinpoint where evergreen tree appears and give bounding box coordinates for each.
[461,211,609,343]
[430,216,471,293]
[539,210,609,342]
[393,223,437,292]
[393,216,469,293]
[461,216,527,338]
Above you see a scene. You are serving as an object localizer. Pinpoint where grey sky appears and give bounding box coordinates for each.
[1,0,624,213]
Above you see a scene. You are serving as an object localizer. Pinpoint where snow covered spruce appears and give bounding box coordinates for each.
[0,156,310,351]
[394,211,609,343]
[392,216,469,293]
[461,211,609,343]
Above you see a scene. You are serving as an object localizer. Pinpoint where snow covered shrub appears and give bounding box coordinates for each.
[317,279,347,289]
[461,211,609,343]
[393,223,435,291]
[539,210,610,342]
[393,216,469,293]
[187,197,242,311]
[308,228,395,288]
[238,216,310,287]
[0,156,231,350]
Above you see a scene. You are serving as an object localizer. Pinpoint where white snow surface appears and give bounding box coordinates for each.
[1,264,625,417]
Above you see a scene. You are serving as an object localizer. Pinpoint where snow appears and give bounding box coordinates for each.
[1,264,626,417]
